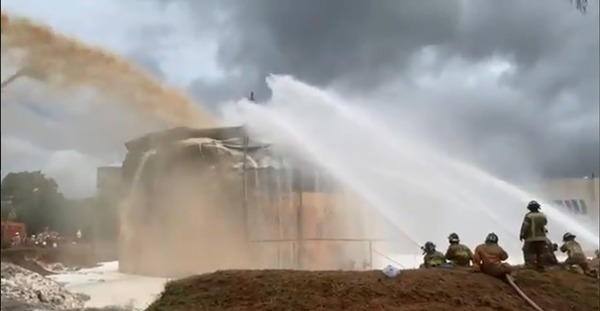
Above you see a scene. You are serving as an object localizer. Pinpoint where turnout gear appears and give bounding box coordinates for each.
[520,207,548,242]
[559,234,596,277]
[545,239,559,265]
[523,237,559,266]
[520,205,548,271]
[421,241,447,268]
[445,232,473,267]
[473,233,511,278]
[445,243,474,267]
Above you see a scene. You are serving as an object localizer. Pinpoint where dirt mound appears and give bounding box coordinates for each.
[146,268,599,311]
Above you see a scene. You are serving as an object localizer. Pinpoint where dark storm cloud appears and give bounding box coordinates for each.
[153,0,599,178]
[217,0,460,86]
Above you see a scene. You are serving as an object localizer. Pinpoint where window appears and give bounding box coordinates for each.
[554,199,588,215]
[577,199,588,215]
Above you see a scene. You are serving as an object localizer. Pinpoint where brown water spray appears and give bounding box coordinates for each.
[1,11,220,128]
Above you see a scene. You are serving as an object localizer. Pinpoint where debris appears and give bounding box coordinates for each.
[382,264,401,278]
[1,262,86,310]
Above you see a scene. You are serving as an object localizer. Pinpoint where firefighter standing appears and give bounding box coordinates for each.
[520,200,548,271]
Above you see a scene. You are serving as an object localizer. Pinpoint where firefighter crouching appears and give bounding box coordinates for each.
[420,241,447,268]
[560,232,598,278]
[520,200,548,271]
[444,232,474,267]
[543,238,559,266]
[473,233,512,278]
[524,237,559,266]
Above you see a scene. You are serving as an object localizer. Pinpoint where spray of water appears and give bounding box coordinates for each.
[1,11,218,128]
[223,75,600,261]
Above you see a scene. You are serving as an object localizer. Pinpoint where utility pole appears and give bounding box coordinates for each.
[241,91,254,241]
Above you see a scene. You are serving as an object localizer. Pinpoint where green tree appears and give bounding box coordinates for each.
[1,171,66,235]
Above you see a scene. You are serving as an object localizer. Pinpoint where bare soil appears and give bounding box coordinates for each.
[146,267,599,311]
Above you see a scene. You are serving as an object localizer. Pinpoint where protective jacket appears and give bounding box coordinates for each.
[473,243,509,268]
[520,211,548,242]
[560,240,586,261]
[445,244,474,267]
[423,251,446,268]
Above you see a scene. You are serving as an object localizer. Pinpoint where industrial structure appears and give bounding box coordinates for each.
[104,126,599,277]
[535,177,599,235]
[113,126,399,276]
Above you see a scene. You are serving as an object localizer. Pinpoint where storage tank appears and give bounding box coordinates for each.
[117,126,405,277]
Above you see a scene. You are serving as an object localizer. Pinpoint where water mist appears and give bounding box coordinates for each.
[223,75,600,265]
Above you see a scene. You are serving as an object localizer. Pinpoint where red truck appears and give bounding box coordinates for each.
[1,221,27,241]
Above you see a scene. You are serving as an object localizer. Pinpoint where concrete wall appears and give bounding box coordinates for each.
[537,178,598,218]
[251,177,600,270]
[247,190,411,270]
[536,178,599,234]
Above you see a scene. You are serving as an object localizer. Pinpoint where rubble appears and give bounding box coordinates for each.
[1,262,87,311]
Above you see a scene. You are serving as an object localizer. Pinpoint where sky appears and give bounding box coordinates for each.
[1,0,598,198]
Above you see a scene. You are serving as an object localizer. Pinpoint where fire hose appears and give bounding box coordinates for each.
[505,274,545,311]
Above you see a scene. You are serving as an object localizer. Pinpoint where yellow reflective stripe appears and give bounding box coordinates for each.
[527,213,545,236]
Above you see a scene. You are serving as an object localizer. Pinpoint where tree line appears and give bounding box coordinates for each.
[1,171,118,242]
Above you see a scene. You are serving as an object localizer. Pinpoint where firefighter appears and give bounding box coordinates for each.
[559,232,597,277]
[473,232,511,278]
[543,237,559,265]
[444,232,474,267]
[526,237,559,266]
[520,200,548,271]
[11,232,21,247]
[421,241,447,268]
